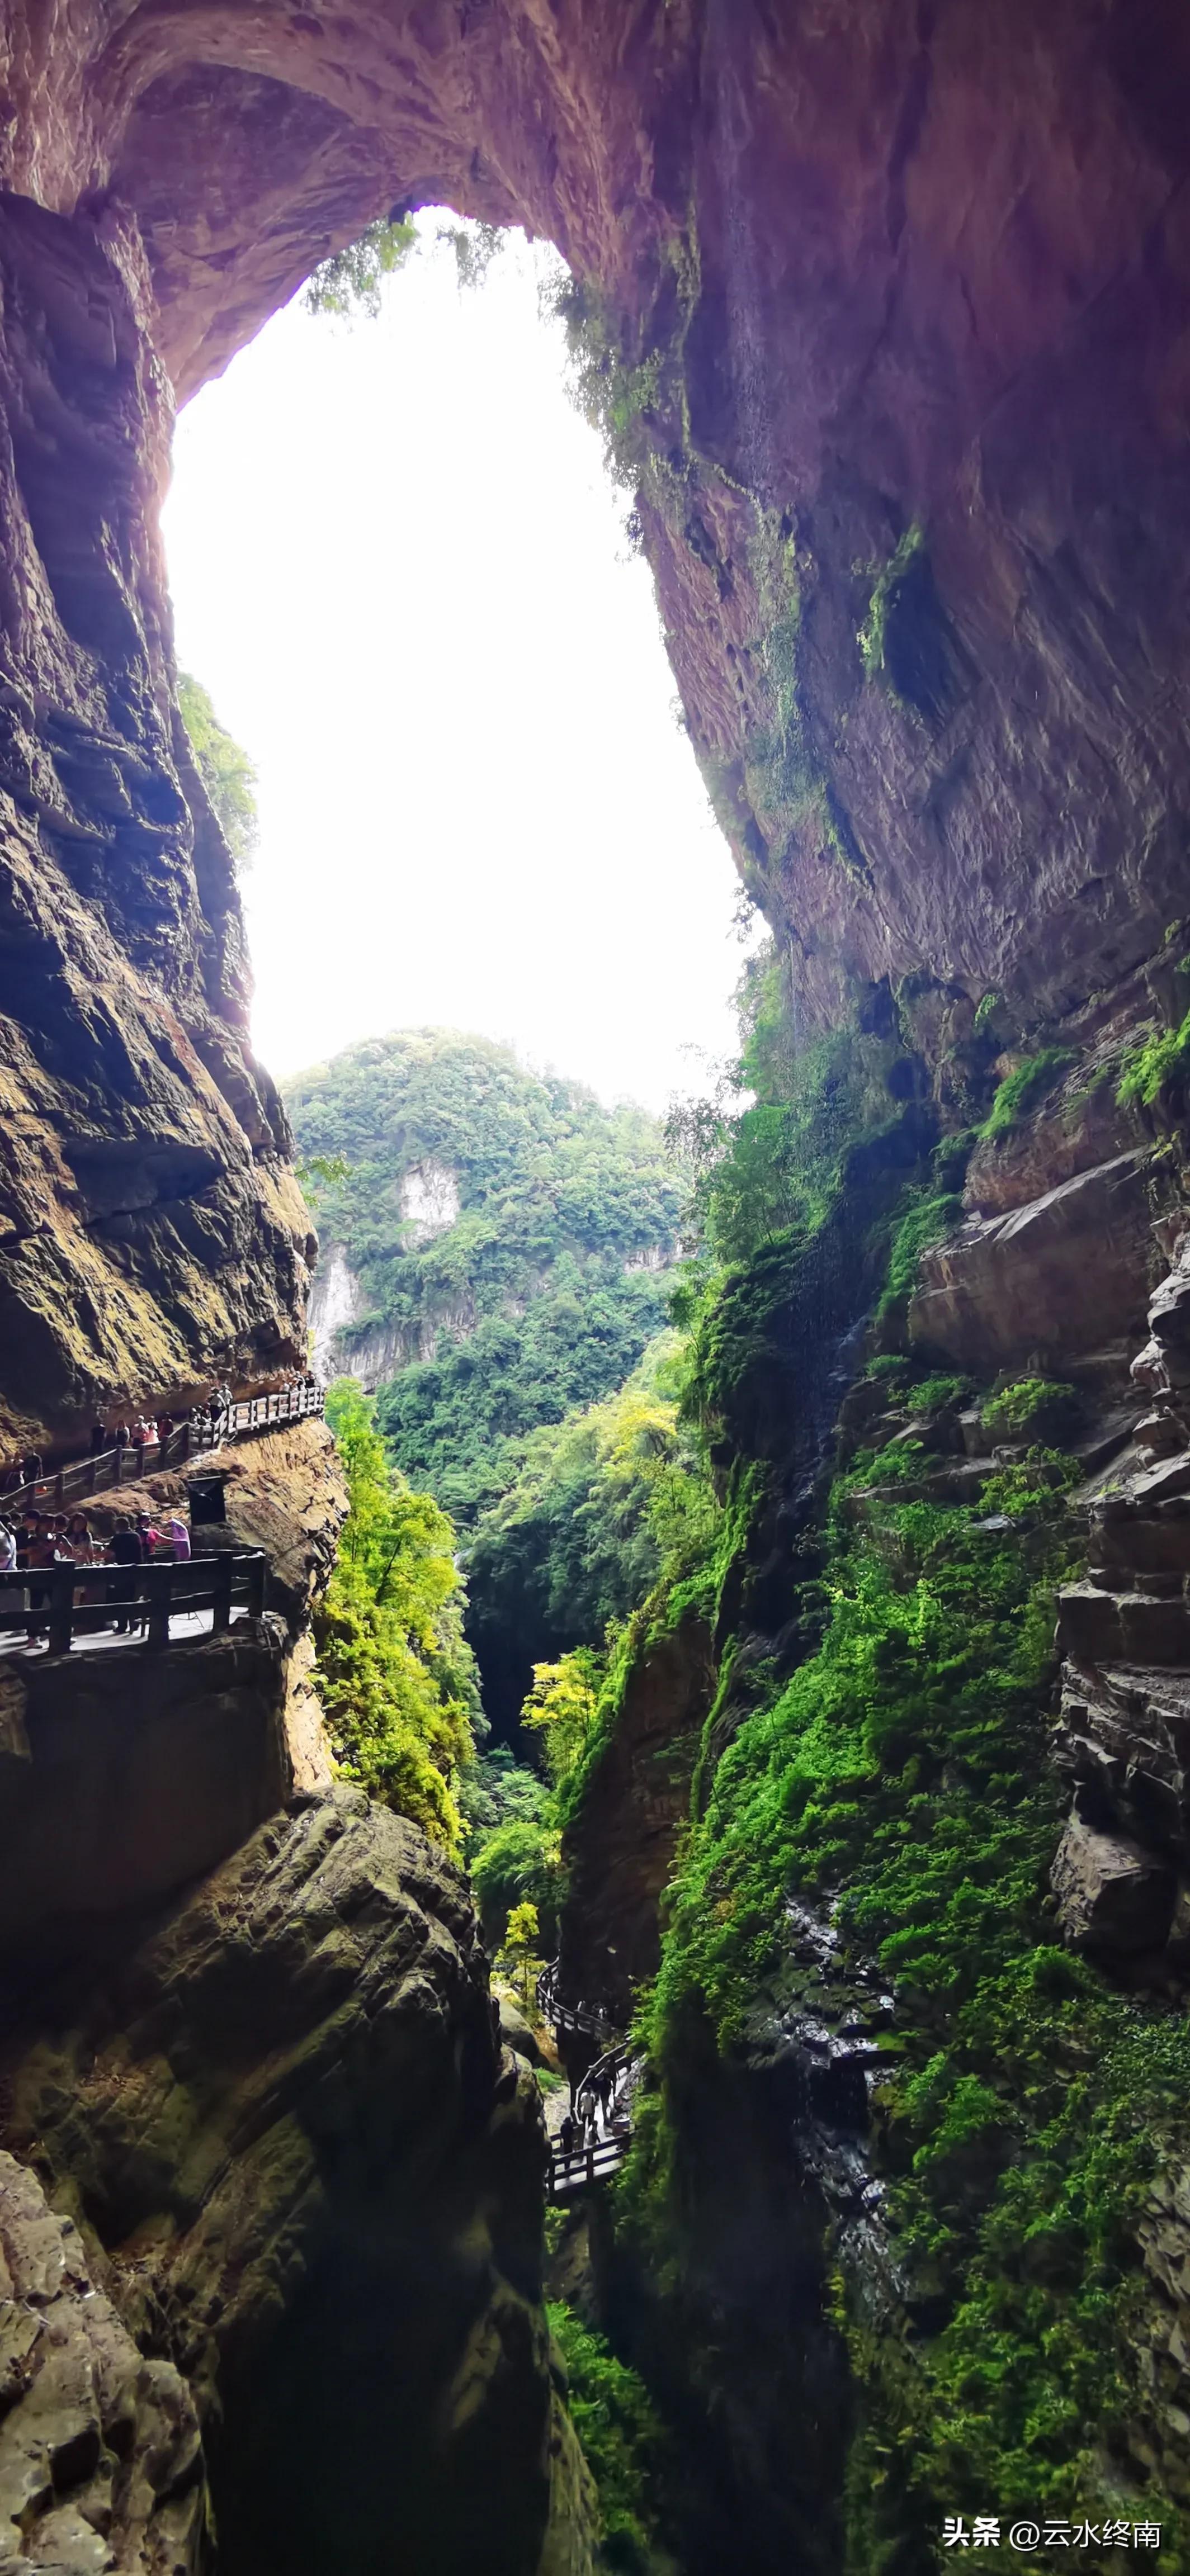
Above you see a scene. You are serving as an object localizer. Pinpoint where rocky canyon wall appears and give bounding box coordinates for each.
[5,3,1190,2570]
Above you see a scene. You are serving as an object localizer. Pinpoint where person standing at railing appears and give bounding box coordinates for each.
[162,1514,191,1562]
[108,1514,147,1634]
[155,1412,174,1456]
[112,1420,130,1464]
[88,1420,106,1457]
[0,1521,23,1634]
[21,1450,42,1486]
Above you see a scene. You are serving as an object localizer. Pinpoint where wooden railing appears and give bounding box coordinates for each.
[550,2134,630,2196]
[536,1961,638,2198]
[1,1382,325,1519]
[0,1549,268,1656]
[535,1959,615,2045]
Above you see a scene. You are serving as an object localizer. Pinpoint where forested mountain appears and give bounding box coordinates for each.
[285,1030,682,1531]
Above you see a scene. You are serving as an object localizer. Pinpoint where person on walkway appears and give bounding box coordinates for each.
[64,1513,93,1559]
[129,1419,148,1460]
[21,1451,42,1486]
[107,1514,146,1633]
[559,2111,575,2160]
[136,1511,163,1557]
[162,1514,191,1562]
[88,1420,107,1457]
[112,1421,130,1459]
[0,1522,23,1635]
[155,1412,174,1454]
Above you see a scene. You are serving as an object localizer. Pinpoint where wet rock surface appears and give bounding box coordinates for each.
[0,2149,210,2573]
[559,1613,714,2028]
[0,1789,579,2576]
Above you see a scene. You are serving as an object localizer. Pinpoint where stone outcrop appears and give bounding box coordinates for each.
[1,1789,589,2576]
[559,1612,715,2028]
[0,2149,210,2573]
[909,1149,1166,1377]
[1051,1233,1190,1974]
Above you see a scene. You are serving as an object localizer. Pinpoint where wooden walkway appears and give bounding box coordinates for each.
[1,1383,325,1519]
[537,1963,639,2199]
[0,1549,268,1657]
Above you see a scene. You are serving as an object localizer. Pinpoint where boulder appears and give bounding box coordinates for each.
[0,1790,574,2576]
[0,2151,209,2572]
[1051,1813,1175,1959]
[909,1155,1159,1374]
[499,1996,544,2067]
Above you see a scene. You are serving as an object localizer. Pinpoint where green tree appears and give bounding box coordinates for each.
[520,1650,603,1787]
[178,671,259,871]
[313,1378,478,1848]
[302,214,417,318]
[500,1899,543,2012]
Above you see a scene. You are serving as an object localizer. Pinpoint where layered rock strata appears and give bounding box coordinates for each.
[1053,1233,1190,1976]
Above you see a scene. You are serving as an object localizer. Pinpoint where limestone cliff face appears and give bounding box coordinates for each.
[0,2,1188,1436]
[0,187,311,1452]
[0,3,1187,1069]
[1,1789,594,2576]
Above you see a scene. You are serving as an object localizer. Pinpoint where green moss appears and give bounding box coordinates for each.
[858,524,925,680]
[981,1048,1075,1139]
[877,1190,961,1315]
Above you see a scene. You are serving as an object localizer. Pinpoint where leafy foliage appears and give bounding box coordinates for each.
[302,214,417,318]
[313,1379,478,1846]
[465,1333,719,1732]
[1117,1005,1190,1107]
[285,1031,681,1531]
[177,671,258,872]
[547,2303,670,2572]
[981,1377,1079,1442]
[470,1813,562,1952]
[499,1899,543,2011]
[521,1649,605,1785]
[667,941,904,1262]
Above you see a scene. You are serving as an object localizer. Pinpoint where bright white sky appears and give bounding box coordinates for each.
[162,216,752,1115]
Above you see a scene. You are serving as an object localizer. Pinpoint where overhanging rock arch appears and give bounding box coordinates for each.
[2,0,1190,1437]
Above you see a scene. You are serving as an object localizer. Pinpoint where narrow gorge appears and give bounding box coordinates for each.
[3,4,1190,2572]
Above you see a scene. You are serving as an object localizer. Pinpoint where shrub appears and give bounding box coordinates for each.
[1117,1006,1190,1107]
[981,1048,1074,1139]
